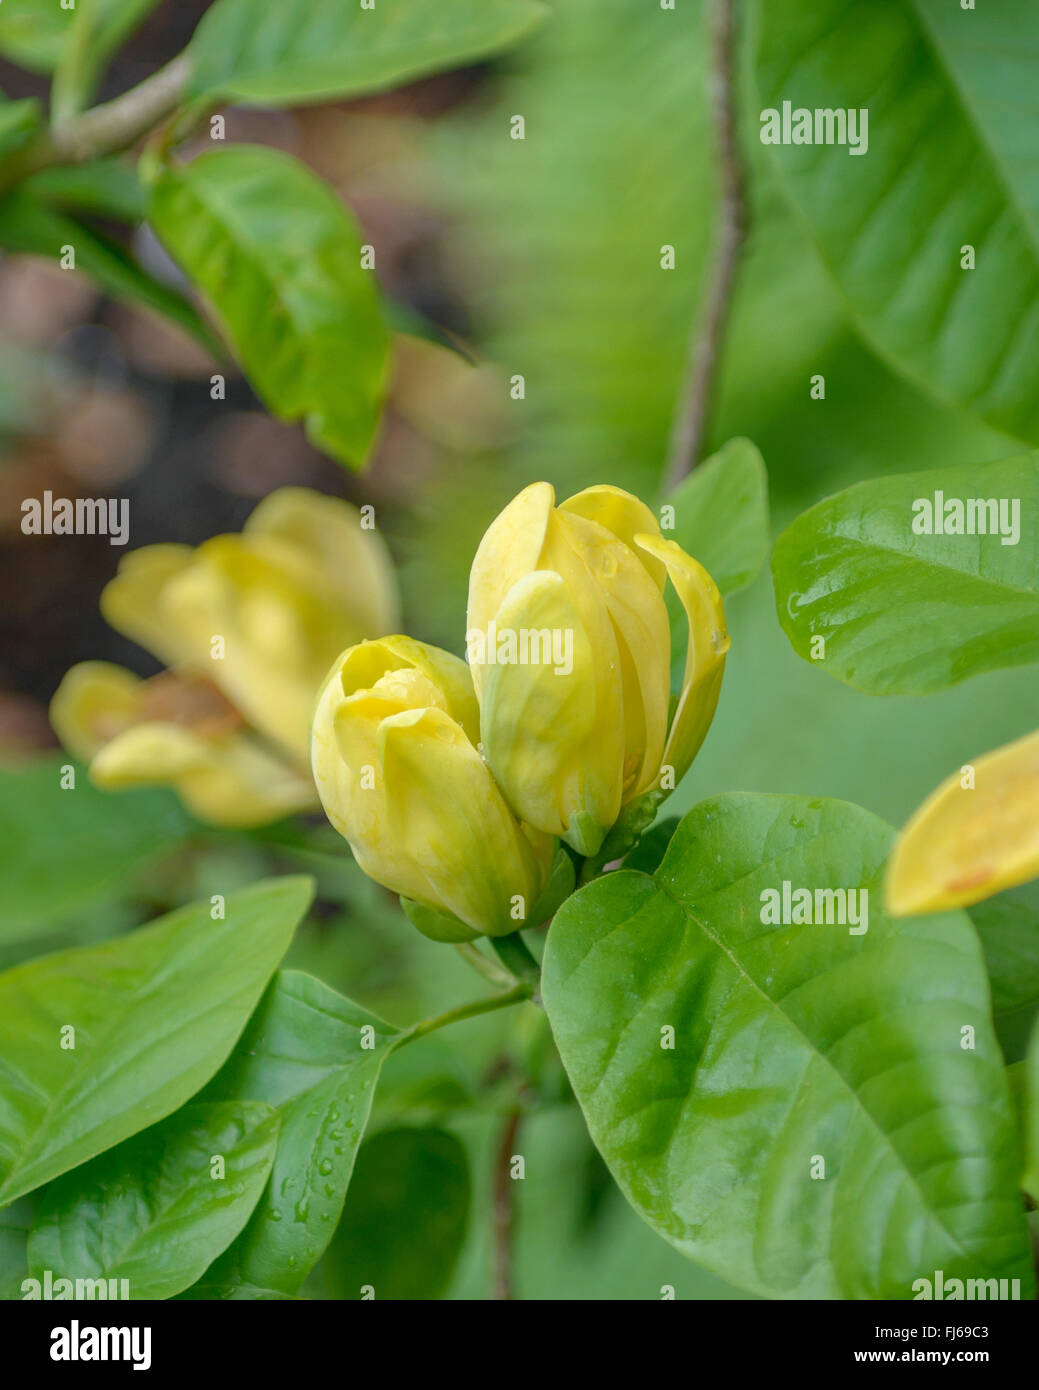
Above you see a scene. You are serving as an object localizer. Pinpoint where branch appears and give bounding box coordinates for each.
[397,983,533,1049]
[664,0,748,492]
[493,1109,523,1300]
[0,54,192,192]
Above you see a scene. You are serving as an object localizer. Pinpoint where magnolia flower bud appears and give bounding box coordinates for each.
[466,482,729,856]
[311,636,554,941]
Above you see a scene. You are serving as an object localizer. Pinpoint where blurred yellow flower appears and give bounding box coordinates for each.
[311,635,554,941]
[885,727,1039,915]
[466,482,729,855]
[50,487,399,828]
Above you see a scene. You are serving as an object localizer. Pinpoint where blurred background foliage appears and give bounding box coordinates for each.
[0,0,1032,1298]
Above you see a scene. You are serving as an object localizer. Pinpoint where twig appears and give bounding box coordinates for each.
[453,941,521,991]
[0,54,193,193]
[493,1109,523,1300]
[664,0,748,491]
[395,983,533,1049]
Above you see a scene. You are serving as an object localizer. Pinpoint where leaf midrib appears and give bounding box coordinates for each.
[807,525,1039,604]
[909,0,1039,264]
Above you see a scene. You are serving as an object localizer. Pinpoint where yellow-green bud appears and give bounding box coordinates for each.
[466,483,729,856]
[311,636,554,941]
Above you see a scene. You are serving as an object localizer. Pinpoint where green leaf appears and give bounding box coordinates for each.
[177,1279,297,1301]
[148,146,391,470]
[0,97,41,161]
[968,881,1039,1065]
[27,1102,279,1301]
[198,971,402,1295]
[52,0,164,122]
[0,758,192,947]
[0,0,159,78]
[0,3,71,74]
[24,159,149,223]
[529,843,576,925]
[314,1128,470,1300]
[668,438,769,597]
[187,0,546,107]
[543,792,1033,1300]
[772,454,1039,694]
[0,1197,33,1301]
[0,190,218,352]
[1024,1022,1039,1202]
[621,816,679,876]
[754,0,1039,443]
[0,876,312,1208]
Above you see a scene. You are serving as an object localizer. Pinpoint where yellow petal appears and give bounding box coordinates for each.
[886,728,1039,915]
[160,535,355,762]
[559,485,666,590]
[477,569,622,854]
[636,533,729,785]
[49,662,142,761]
[99,545,195,668]
[557,509,670,800]
[335,636,479,741]
[310,639,478,906]
[90,722,315,827]
[466,481,555,701]
[379,706,552,936]
[245,486,400,637]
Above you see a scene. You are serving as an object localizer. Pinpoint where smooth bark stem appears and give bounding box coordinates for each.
[493,1110,523,1300]
[0,54,193,191]
[664,0,748,492]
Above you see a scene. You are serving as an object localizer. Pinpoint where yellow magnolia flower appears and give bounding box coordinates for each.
[50,488,399,828]
[466,482,729,855]
[311,636,554,941]
[886,728,1039,915]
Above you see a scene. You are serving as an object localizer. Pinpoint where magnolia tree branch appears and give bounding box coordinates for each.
[664,0,748,491]
[493,1109,523,1301]
[0,53,192,191]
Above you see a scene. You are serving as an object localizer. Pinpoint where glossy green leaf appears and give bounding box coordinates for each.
[772,455,1039,694]
[27,1102,279,1301]
[0,758,191,946]
[969,882,1039,1065]
[668,438,769,597]
[622,816,679,876]
[1024,1023,1039,1202]
[315,1128,470,1300]
[755,0,1039,442]
[543,793,1033,1300]
[0,190,218,351]
[187,0,546,106]
[198,971,402,1295]
[0,876,312,1208]
[0,1197,33,1301]
[25,160,149,223]
[148,146,390,470]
